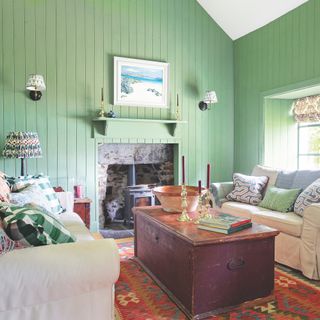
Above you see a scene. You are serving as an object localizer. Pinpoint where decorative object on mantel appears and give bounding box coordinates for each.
[26,74,46,101]
[2,131,42,176]
[198,90,218,111]
[175,94,181,120]
[292,95,320,122]
[98,87,106,118]
[106,107,117,118]
[114,56,169,108]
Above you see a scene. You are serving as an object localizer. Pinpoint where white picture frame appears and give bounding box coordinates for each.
[114,56,169,108]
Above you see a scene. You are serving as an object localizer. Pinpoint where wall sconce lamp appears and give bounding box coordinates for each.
[198,90,218,111]
[26,74,46,101]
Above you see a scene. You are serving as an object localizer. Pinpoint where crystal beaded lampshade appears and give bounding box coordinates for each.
[26,74,46,91]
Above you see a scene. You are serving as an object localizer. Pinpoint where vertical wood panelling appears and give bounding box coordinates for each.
[234,0,319,173]
[0,0,233,230]
[264,99,297,169]
[263,99,297,170]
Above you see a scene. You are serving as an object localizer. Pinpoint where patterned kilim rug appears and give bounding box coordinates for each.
[115,240,320,319]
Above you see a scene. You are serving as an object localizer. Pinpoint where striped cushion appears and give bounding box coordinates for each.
[0,203,76,246]
[7,175,63,215]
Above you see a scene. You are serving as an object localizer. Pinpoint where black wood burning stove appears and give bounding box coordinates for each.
[123,164,155,225]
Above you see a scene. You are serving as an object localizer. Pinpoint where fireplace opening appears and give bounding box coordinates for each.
[98,143,174,228]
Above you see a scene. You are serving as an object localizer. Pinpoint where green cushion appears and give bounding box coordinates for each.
[0,203,76,246]
[259,187,301,213]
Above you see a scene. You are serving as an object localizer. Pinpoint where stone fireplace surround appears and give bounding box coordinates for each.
[98,143,174,227]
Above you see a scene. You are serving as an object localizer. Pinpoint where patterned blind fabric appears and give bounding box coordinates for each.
[292,95,320,123]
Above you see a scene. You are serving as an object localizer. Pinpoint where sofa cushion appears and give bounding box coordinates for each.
[0,204,76,246]
[251,165,279,193]
[0,171,10,203]
[9,184,53,214]
[259,187,301,213]
[275,170,297,189]
[275,169,320,190]
[221,201,261,219]
[294,178,320,216]
[292,170,320,190]
[252,210,302,237]
[221,202,303,237]
[59,211,94,241]
[226,173,268,205]
[7,174,63,215]
[0,220,15,254]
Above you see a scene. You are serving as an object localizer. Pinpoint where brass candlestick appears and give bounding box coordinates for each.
[193,193,204,224]
[176,94,181,121]
[177,184,192,222]
[98,100,106,118]
[202,189,213,219]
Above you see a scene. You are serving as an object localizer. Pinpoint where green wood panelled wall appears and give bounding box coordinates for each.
[0,0,234,230]
[264,99,297,170]
[234,0,319,174]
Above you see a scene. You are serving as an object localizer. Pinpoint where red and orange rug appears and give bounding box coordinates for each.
[115,240,320,319]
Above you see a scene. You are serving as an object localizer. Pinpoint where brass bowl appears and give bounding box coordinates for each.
[153,185,204,213]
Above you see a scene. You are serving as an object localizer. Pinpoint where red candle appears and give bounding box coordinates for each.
[198,180,202,194]
[182,156,185,185]
[206,163,210,189]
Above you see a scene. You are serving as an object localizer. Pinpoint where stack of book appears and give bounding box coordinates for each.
[198,213,252,234]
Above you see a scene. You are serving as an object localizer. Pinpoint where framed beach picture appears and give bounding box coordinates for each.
[114,57,169,108]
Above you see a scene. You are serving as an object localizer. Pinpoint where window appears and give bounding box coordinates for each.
[298,123,320,169]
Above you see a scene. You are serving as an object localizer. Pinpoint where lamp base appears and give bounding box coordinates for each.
[29,90,42,101]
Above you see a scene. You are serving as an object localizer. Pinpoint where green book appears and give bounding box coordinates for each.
[199,212,251,228]
[198,223,252,234]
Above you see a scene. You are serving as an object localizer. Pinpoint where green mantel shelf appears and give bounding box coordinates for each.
[93,117,187,138]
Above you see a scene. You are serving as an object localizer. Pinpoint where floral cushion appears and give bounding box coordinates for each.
[0,171,10,203]
[226,173,269,205]
[7,174,63,215]
[10,184,53,214]
[0,220,15,254]
[294,178,320,216]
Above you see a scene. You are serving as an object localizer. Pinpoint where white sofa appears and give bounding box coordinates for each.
[0,192,120,320]
[211,166,320,280]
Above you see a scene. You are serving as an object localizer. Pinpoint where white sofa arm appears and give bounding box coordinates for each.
[0,239,120,312]
[210,182,233,207]
[300,204,320,279]
[56,191,74,212]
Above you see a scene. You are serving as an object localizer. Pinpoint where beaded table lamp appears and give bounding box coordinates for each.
[2,132,42,176]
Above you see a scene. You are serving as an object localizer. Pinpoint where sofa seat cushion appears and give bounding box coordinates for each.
[252,210,302,237]
[221,201,303,237]
[220,201,261,219]
[58,212,93,241]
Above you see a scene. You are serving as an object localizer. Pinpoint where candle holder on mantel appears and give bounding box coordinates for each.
[98,100,106,118]
[177,184,192,222]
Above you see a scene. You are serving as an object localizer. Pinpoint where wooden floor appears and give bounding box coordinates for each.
[92,232,133,244]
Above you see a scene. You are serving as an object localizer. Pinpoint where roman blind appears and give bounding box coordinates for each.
[293,95,320,123]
